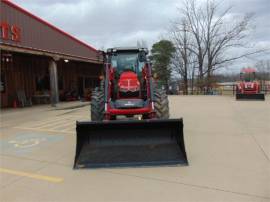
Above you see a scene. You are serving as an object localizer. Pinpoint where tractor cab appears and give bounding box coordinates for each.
[240,68,256,82]
[107,47,147,75]
[106,48,149,101]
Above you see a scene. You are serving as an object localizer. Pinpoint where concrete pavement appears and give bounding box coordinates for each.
[0,95,269,202]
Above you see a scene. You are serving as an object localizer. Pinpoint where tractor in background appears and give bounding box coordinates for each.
[236,67,265,100]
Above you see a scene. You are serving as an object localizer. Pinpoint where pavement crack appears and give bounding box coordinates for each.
[56,109,79,116]
[230,102,270,163]
[102,170,270,200]
[249,132,270,162]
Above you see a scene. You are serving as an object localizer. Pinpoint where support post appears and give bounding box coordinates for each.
[49,59,59,107]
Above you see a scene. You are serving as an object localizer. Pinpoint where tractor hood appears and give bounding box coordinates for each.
[244,82,255,89]
[118,71,140,92]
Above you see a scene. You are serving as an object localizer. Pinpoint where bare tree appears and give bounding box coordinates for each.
[201,1,257,88]
[188,54,198,94]
[182,0,207,89]
[171,0,263,92]
[170,19,193,94]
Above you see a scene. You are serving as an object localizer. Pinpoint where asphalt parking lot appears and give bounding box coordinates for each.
[0,96,269,202]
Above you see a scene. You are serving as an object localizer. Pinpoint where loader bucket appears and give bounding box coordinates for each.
[74,119,188,168]
[236,93,265,100]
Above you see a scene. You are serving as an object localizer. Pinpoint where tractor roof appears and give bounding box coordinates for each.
[241,67,257,73]
[107,47,148,54]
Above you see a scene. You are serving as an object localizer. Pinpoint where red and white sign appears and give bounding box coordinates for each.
[0,22,21,42]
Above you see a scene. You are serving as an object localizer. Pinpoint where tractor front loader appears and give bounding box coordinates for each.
[74,47,188,168]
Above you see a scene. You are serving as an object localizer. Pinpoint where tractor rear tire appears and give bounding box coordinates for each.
[154,88,170,119]
[91,87,104,121]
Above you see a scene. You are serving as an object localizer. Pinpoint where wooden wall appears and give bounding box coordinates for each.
[1,52,49,107]
[1,51,102,107]
[57,60,102,97]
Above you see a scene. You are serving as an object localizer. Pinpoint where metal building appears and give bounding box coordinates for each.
[0,0,103,107]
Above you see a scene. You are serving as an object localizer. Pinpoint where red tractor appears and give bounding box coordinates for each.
[91,47,169,120]
[236,67,265,100]
[74,47,188,168]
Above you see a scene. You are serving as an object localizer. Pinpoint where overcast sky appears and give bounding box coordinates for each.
[12,0,270,71]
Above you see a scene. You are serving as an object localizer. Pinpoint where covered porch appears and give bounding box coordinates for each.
[1,50,102,108]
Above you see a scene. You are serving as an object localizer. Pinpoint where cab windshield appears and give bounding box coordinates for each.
[111,53,144,74]
[240,72,255,82]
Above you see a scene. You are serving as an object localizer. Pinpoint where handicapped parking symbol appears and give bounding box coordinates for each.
[8,138,46,149]
[0,132,64,156]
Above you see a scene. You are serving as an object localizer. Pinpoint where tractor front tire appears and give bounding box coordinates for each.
[91,88,104,121]
[154,89,170,119]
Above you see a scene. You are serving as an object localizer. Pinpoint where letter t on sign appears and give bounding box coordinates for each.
[0,22,9,40]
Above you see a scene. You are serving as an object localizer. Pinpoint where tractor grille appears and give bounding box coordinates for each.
[121,80,138,86]
[119,91,140,98]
